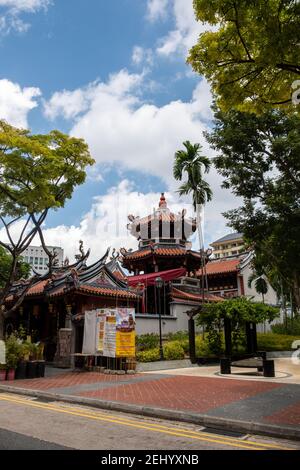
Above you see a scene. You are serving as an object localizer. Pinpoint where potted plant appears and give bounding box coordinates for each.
[27,342,39,379]
[5,334,21,381]
[36,343,45,378]
[0,364,6,381]
[15,342,31,380]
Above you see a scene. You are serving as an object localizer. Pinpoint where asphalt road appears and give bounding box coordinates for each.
[0,392,298,451]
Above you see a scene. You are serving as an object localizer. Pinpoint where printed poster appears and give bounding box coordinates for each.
[103,311,117,358]
[96,309,106,353]
[116,308,136,358]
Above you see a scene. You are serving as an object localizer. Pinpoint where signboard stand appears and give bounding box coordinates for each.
[81,308,136,373]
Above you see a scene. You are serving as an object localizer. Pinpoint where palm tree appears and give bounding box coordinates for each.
[173,141,212,296]
[248,271,268,304]
[248,270,269,333]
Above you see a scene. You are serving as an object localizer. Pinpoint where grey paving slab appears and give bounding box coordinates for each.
[47,373,174,395]
[206,384,300,421]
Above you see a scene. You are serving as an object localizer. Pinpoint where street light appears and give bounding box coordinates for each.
[155,276,164,361]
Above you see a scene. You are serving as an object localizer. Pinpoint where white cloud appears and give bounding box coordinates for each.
[0,180,198,262]
[0,79,41,128]
[146,0,169,22]
[0,0,50,34]
[44,70,143,121]
[43,69,239,248]
[154,0,217,57]
[0,179,239,263]
[44,69,213,184]
[131,46,153,67]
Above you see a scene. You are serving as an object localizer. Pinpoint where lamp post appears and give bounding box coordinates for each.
[155,276,164,361]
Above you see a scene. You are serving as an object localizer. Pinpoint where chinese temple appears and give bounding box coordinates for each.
[4,248,139,365]
[120,194,222,326]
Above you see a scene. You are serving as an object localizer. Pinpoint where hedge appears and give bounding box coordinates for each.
[257,333,300,351]
[163,341,185,360]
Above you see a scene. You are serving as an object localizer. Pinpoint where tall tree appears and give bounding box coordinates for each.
[188,0,300,113]
[173,141,212,293]
[0,246,30,289]
[206,108,300,311]
[0,120,95,337]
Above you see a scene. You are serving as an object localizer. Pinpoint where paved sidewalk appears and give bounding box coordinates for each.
[1,367,300,440]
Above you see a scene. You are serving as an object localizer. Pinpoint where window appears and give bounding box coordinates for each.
[35,257,39,264]
[39,258,43,265]
[29,257,33,264]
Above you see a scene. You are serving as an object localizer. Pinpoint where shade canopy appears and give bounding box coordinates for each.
[127,268,186,288]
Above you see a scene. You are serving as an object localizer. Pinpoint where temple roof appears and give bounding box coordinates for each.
[127,193,197,241]
[7,249,139,303]
[171,287,223,304]
[121,244,202,262]
[201,258,241,276]
[106,258,127,280]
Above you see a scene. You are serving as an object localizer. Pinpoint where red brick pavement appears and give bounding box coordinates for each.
[79,375,282,413]
[264,401,300,426]
[7,372,135,391]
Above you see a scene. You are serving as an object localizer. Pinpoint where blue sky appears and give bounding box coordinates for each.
[0,0,239,261]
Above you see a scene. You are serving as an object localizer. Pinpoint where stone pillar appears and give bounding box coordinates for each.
[54,328,72,368]
[65,304,72,329]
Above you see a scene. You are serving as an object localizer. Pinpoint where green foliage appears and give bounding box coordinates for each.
[163,341,185,360]
[136,334,159,351]
[248,271,268,300]
[188,0,300,113]
[197,297,278,355]
[198,297,279,325]
[271,318,300,336]
[205,329,222,355]
[5,334,23,369]
[136,348,160,362]
[173,141,212,210]
[257,333,300,351]
[166,331,189,342]
[0,246,30,288]
[0,121,95,218]
[135,331,296,361]
[206,107,300,310]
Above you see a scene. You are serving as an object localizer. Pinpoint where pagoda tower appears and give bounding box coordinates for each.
[121,193,202,275]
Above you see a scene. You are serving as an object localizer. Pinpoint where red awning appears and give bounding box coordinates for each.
[127,268,186,287]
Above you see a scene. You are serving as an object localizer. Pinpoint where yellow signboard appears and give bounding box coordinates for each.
[116,331,135,358]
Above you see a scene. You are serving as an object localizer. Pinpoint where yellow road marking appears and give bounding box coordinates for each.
[0,393,293,451]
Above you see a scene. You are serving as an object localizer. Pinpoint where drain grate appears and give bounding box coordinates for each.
[202,427,246,438]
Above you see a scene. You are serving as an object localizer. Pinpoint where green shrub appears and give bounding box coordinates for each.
[136,348,160,362]
[195,336,220,357]
[271,318,300,336]
[163,341,185,360]
[5,334,23,369]
[166,331,189,342]
[136,334,159,351]
[258,333,300,351]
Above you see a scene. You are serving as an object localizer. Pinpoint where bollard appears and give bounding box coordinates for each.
[263,359,275,377]
[220,357,231,374]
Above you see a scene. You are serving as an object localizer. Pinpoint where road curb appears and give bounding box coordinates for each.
[0,384,299,442]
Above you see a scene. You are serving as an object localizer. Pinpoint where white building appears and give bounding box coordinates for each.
[21,245,64,275]
[210,232,246,258]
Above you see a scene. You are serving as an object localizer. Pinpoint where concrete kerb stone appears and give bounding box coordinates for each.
[0,383,299,442]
